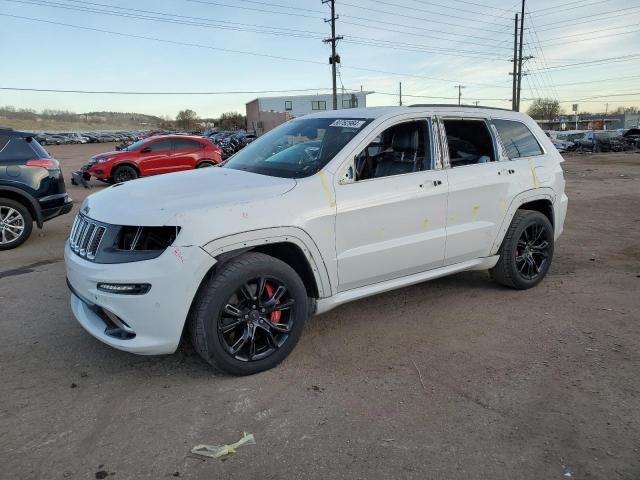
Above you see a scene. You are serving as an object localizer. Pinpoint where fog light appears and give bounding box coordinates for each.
[97,283,151,295]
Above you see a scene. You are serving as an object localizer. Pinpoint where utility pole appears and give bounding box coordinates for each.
[516,0,525,111]
[322,0,343,110]
[511,13,518,111]
[454,84,465,105]
[399,82,402,106]
[473,101,480,107]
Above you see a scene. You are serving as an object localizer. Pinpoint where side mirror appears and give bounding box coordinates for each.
[141,147,152,153]
[338,159,355,185]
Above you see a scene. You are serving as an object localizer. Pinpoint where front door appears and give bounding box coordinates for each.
[334,119,448,292]
[138,138,174,175]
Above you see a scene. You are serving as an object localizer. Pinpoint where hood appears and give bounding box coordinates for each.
[82,167,296,226]
[93,150,125,159]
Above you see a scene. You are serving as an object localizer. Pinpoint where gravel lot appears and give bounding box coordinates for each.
[1,143,639,480]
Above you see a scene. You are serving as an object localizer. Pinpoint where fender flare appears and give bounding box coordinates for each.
[0,186,43,228]
[490,187,556,255]
[202,226,333,298]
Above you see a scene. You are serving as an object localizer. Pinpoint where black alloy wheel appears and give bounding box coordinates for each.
[112,165,138,183]
[189,252,309,375]
[490,210,554,289]
[218,276,295,362]
[515,223,551,281]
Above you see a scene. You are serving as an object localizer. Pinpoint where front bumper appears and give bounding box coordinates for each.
[65,241,217,354]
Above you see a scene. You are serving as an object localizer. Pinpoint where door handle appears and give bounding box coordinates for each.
[499,168,515,175]
[419,179,443,188]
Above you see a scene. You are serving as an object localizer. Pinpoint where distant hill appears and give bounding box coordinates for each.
[0,106,164,131]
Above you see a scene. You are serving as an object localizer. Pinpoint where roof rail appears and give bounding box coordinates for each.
[409,104,513,112]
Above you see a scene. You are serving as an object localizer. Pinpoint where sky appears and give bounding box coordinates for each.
[1,0,639,118]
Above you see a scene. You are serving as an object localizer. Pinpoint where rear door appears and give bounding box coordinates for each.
[172,138,205,170]
[137,138,174,175]
[439,117,520,265]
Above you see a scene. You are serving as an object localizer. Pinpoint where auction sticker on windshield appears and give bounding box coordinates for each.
[329,119,367,128]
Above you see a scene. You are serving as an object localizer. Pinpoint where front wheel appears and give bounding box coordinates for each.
[490,210,554,289]
[188,252,309,375]
[0,199,33,250]
[112,165,139,183]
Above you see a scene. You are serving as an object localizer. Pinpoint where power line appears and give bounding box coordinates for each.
[7,0,516,60]
[528,54,640,72]
[0,87,337,95]
[530,0,610,17]
[537,28,640,48]
[1,13,512,89]
[534,5,640,31]
[341,19,512,48]
[341,0,513,23]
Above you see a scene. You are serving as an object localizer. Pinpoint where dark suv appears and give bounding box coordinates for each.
[0,128,73,249]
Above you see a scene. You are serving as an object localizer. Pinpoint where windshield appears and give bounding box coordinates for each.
[123,138,151,151]
[223,117,372,178]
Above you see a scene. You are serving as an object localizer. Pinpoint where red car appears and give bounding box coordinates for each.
[76,135,222,184]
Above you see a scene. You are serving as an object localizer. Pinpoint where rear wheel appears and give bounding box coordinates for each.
[188,252,309,375]
[490,210,554,289]
[112,165,139,183]
[0,199,33,250]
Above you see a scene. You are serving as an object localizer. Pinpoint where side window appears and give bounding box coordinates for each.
[493,119,543,159]
[355,120,430,181]
[285,100,292,111]
[174,139,203,151]
[0,136,38,162]
[148,139,173,152]
[312,101,326,111]
[442,119,495,167]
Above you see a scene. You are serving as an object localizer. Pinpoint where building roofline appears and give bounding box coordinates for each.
[246,91,374,105]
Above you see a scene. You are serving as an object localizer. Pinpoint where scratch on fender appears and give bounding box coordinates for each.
[317,171,336,208]
[173,247,185,264]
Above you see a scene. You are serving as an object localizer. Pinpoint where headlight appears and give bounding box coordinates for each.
[116,226,181,251]
[96,157,112,163]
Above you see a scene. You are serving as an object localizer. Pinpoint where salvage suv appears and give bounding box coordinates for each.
[65,106,568,375]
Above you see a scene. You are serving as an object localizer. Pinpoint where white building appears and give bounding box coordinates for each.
[246,91,371,135]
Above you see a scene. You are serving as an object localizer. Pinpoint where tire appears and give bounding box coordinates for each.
[196,161,215,168]
[490,209,554,290]
[188,252,309,375]
[0,199,33,250]
[112,165,139,183]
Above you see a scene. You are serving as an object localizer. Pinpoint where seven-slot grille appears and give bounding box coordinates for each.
[69,214,107,260]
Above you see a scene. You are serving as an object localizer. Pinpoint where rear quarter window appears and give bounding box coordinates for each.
[493,119,543,159]
[0,136,47,162]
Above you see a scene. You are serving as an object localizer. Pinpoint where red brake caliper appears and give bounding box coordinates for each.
[264,282,281,323]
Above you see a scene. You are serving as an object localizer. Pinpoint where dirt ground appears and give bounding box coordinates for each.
[1,144,639,480]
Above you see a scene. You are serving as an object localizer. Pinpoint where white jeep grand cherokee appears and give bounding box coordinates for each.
[65,106,568,375]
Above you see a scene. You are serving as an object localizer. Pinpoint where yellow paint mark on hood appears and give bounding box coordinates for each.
[317,171,336,208]
[471,205,480,220]
[423,218,430,229]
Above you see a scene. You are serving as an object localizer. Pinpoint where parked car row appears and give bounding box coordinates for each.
[203,130,257,159]
[545,128,640,153]
[36,130,149,145]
